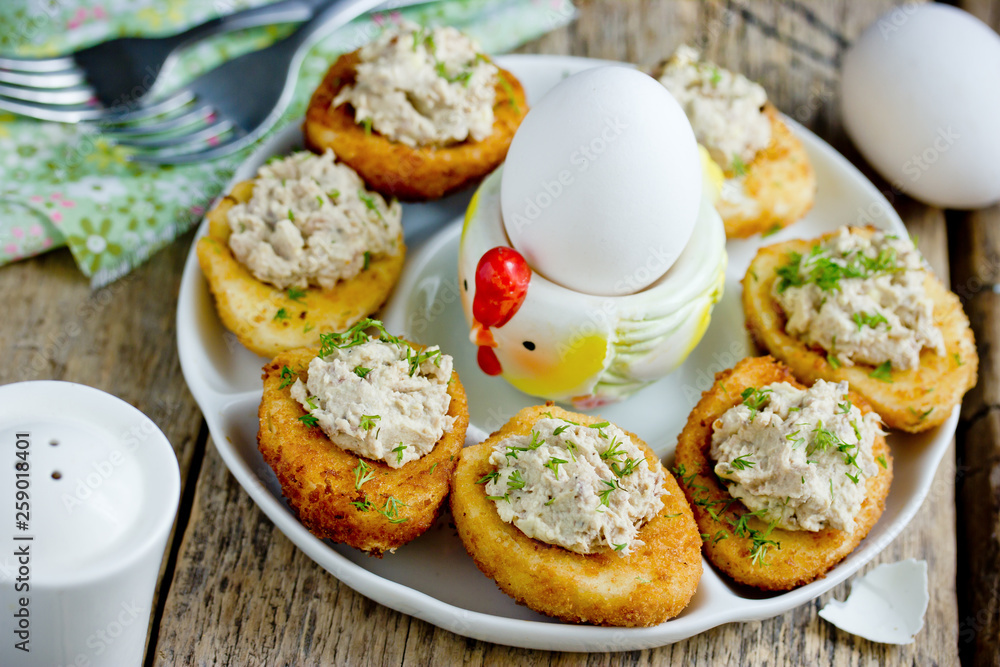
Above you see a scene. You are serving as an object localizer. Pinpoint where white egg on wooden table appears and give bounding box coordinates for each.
[499,66,702,296]
[841,3,1000,209]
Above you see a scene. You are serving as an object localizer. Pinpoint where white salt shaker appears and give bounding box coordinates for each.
[0,381,180,667]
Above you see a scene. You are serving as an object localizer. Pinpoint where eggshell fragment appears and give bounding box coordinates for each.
[818,559,929,644]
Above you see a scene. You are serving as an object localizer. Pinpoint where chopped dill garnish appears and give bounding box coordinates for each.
[359,414,381,431]
[498,75,520,114]
[317,318,403,358]
[749,520,780,566]
[610,456,643,478]
[775,243,903,293]
[286,286,307,303]
[278,365,297,389]
[376,496,408,523]
[527,431,545,450]
[869,361,894,382]
[353,459,375,489]
[358,190,383,221]
[741,386,772,422]
[476,470,500,485]
[350,496,373,512]
[852,311,890,331]
[600,437,626,461]
[731,154,748,176]
[544,457,567,479]
[597,479,620,507]
[506,469,526,490]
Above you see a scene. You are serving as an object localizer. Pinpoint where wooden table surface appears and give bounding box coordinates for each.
[4,0,998,664]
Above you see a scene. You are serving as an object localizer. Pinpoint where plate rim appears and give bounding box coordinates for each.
[175,53,954,651]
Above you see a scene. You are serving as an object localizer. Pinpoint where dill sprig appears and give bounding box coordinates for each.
[353,459,375,489]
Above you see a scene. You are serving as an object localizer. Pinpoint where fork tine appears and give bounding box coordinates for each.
[0,96,105,122]
[0,88,196,124]
[114,118,234,149]
[98,104,214,137]
[0,55,77,73]
[0,82,94,105]
[0,68,86,89]
[99,90,196,124]
[128,129,252,165]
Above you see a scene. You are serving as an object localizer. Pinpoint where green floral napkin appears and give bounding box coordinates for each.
[0,0,575,286]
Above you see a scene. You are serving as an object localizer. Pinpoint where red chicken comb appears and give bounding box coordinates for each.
[472,246,531,328]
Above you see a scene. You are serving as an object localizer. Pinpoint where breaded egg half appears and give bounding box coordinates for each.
[196,181,405,358]
[304,51,528,201]
[450,404,702,627]
[673,356,892,591]
[742,227,977,432]
[716,105,816,239]
[258,346,469,555]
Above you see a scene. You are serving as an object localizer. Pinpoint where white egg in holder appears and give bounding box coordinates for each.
[459,66,727,408]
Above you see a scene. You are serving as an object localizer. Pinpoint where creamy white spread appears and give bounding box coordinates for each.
[484,418,666,557]
[773,228,945,370]
[656,45,771,170]
[291,332,455,469]
[711,380,881,533]
[227,150,401,290]
[333,21,498,147]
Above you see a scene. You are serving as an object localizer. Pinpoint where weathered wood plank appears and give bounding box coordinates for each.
[953,3,1000,665]
[963,0,1000,31]
[949,202,1000,667]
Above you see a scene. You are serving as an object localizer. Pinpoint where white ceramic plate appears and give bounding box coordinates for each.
[176,55,956,651]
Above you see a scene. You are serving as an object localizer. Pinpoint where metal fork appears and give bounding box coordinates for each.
[96,0,388,164]
[0,0,361,123]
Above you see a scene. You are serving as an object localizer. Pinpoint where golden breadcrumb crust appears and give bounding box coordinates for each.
[196,180,405,358]
[742,226,978,432]
[303,51,528,201]
[257,346,469,555]
[673,356,893,591]
[450,404,702,627]
[716,105,816,239]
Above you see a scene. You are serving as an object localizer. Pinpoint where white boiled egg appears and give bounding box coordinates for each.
[500,66,701,296]
[842,4,1000,209]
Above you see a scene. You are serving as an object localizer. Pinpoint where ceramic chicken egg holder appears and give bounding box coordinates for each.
[458,166,727,409]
